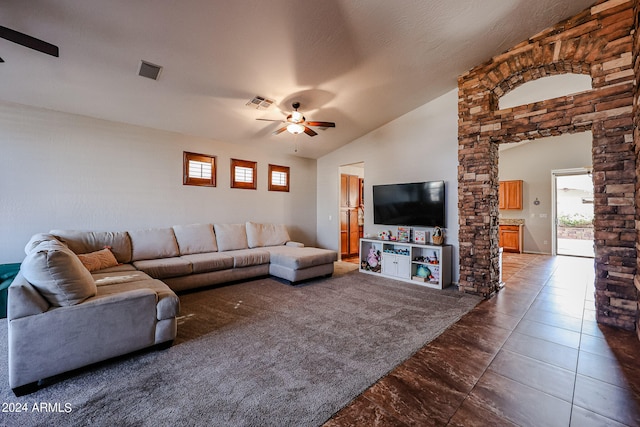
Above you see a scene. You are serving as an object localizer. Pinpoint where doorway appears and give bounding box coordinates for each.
[552,169,594,258]
[339,162,364,262]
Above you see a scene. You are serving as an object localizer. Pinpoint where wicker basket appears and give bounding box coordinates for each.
[432,227,444,245]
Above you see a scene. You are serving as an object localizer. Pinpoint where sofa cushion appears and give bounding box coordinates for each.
[90,263,138,274]
[129,228,179,261]
[21,240,97,307]
[214,223,248,252]
[266,246,337,270]
[97,278,179,320]
[246,222,291,248]
[173,224,218,255]
[180,252,233,274]
[50,229,132,264]
[77,248,119,272]
[92,270,153,286]
[24,233,61,254]
[228,248,270,268]
[133,257,192,279]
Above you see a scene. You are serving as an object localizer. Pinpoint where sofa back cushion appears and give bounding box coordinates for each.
[173,224,218,255]
[213,223,248,252]
[21,240,97,307]
[129,228,180,261]
[50,229,132,264]
[24,233,60,254]
[246,222,290,248]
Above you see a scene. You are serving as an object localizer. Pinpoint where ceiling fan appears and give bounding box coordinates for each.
[257,102,335,137]
[0,25,59,63]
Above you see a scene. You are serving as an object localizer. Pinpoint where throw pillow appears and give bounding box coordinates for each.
[21,240,97,306]
[77,247,119,272]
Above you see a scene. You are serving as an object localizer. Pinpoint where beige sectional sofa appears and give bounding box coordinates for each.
[8,222,336,395]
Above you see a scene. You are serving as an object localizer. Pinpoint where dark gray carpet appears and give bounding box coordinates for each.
[0,269,481,427]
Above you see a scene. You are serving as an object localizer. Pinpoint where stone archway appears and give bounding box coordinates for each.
[457,0,637,330]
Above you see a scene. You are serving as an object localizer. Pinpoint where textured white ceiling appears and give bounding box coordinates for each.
[1,0,596,158]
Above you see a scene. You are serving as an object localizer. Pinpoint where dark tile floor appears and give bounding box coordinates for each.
[324,253,640,426]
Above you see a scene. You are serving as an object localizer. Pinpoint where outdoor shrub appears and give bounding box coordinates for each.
[558,213,593,227]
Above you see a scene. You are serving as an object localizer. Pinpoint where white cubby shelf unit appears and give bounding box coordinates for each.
[359,238,452,289]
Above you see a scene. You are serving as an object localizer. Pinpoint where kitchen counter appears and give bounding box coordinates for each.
[499,218,525,226]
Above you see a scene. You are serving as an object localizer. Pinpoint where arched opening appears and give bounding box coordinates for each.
[498,74,592,110]
[497,73,594,260]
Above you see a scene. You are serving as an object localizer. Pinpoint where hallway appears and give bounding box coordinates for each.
[326,253,640,426]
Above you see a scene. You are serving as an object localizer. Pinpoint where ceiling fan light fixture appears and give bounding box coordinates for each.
[287,123,305,134]
[291,111,304,123]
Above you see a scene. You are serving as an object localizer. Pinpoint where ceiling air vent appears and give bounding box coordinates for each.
[246,96,274,110]
[138,60,162,80]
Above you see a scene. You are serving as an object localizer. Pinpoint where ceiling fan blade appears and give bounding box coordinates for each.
[0,56,4,63]
[0,26,59,57]
[256,118,284,122]
[272,126,288,135]
[303,126,318,137]
[306,121,335,128]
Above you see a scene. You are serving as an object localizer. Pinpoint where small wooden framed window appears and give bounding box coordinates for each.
[268,164,290,192]
[183,151,216,187]
[230,158,257,190]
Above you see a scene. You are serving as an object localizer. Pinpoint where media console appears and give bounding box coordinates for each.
[359,238,452,289]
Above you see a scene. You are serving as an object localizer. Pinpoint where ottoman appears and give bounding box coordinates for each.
[265,246,338,283]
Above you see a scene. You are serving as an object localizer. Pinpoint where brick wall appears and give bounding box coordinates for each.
[557,226,595,240]
[458,0,638,330]
[634,0,640,338]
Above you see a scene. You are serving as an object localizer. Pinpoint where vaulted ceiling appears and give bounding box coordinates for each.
[1,0,595,158]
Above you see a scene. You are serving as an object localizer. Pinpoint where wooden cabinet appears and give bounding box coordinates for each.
[340,174,361,257]
[499,225,522,253]
[499,180,523,210]
[499,181,506,210]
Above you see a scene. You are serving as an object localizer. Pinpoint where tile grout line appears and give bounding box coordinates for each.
[568,264,595,426]
[445,255,555,426]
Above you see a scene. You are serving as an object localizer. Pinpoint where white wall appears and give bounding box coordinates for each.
[317,89,460,281]
[499,74,592,110]
[0,101,317,263]
[499,132,592,254]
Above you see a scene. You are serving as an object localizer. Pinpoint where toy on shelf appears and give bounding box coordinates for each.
[413,230,427,244]
[379,230,392,240]
[362,247,382,273]
[397,227,411,242]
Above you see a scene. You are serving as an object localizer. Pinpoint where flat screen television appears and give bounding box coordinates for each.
[373,181,445,227]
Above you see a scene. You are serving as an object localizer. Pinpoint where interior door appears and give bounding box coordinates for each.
[340,209,349,258]
[340,174,361,257]
[348,209,359,256]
